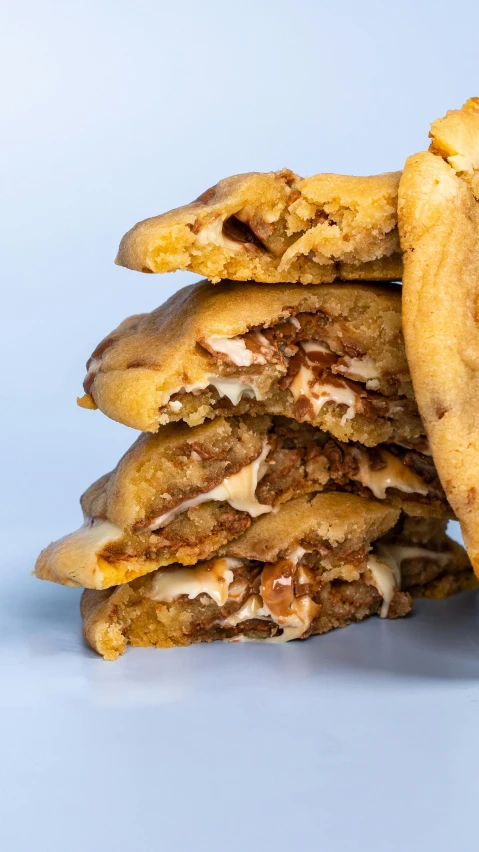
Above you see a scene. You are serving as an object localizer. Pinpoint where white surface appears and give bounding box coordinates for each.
[2,1,479,849]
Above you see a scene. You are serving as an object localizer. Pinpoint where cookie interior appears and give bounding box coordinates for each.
[116,169,402,284]
[81,513,474,660]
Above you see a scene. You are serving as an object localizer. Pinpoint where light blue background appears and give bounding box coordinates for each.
[2,1,479,849]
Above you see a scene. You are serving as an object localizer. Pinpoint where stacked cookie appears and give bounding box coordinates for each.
[36,99,479,659]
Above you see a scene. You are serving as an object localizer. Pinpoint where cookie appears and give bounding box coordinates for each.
[115,169,402,283]
[398,98,479,575]
[80,494,474,660]
[78,279,423,446]
[34,414,451,590]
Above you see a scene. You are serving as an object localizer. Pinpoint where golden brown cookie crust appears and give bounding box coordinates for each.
[83,416,269,532]
[79,279,420,444]
[115,168,402,283]
[35,411,449,591]
[80,498,473,660]
[81,492,400,658]
[398,98,479,576]
[220,492,397,560]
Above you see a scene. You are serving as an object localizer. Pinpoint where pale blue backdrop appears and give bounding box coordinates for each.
[2,2,479,850]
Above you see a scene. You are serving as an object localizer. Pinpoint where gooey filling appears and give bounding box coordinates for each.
[145,441,272,530]
[77,428,443,574]
[162,313,410,427]
[140,431,440,536]
[147,539,455,641]
[350,447,429,500]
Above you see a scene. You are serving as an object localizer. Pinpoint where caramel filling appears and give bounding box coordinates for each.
[352,447,428,500]
[258,547,320,642]
[143,544,413,641]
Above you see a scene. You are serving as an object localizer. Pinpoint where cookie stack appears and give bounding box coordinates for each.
[35,99,479,659]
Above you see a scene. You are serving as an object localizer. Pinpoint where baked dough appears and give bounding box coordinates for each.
[398,98,479,576]
[115,169,402,283]
[34,414,451,590]
[80,495,474,660]
[78,279,423,446]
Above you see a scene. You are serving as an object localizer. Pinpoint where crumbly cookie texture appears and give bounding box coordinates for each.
[80,496,474,660]
[398,97,479,576]
[92,415,449,529]
[78,279,422,445]
[115,169,402,283]
[34,414,450,590]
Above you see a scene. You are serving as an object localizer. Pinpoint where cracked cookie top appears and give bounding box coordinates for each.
[115,168,402,284]
[77,279,421,446]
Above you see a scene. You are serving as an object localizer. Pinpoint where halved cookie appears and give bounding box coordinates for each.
[398,98,479,575]
[115,169,402,284]
[78,279,423,445]
[80,494,474,659]
[34,415,450,590]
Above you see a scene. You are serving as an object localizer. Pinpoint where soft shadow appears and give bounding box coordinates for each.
[6,571,479,692]
[82,589,479,703]
[298,589,479,681]
[1,573,84,655]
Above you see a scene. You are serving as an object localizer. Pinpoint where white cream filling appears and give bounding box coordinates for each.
[367,542,452,618]
[80,517,125,550]
[289,341,360,426]
[300,340,333,357]
[50,518,125,586]
[321,383,360,425]
[280,545,306,566]
[77,518,124,550]
[222,592,318,643]
[149,557,243,607]
[354,449,429,500]
[194,217,243,251]
[367,554,401,618]
[167,338,379,421]
[209,375,264,404]
[335,354,380,383]
[179,375,264,406]
[204,331,273,367]
[227,576,249,602]
[147,442,272,530]
[265,594,319,643]
[376,543,451,570]
[204,335,255,367]
[290,364,359,425]
[222,594,270,627]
